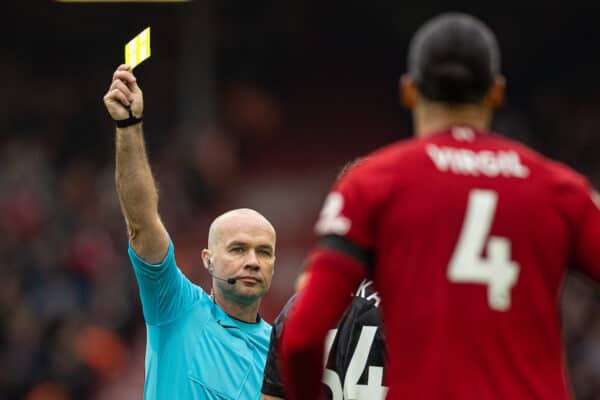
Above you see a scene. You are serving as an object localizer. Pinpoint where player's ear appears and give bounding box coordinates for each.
[487,75,506,109]
[400,74,418,110]
[201,249,211,270]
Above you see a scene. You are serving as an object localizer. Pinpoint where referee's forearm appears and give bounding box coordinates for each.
[115,124,159,233]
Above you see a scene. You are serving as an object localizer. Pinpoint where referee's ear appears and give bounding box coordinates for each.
[201,248,211,270]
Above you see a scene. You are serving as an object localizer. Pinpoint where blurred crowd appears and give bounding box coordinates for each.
[3,2,600,400]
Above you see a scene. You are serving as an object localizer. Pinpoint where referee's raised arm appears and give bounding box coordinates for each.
[103,64,169,263]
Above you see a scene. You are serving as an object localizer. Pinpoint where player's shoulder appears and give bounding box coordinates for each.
[486,132,596,208]
[335,137,421,185]
[490,132,589,189]
[358,137,424,168]
[536,154,589,190]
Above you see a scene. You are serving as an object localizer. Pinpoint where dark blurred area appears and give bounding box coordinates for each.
[1,1,600,399]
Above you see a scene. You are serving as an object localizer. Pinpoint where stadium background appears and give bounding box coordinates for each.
[3,1,600,399]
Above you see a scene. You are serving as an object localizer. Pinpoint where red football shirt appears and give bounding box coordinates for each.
[281,126,600,400]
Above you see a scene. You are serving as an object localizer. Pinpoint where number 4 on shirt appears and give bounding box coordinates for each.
[448,189,520,311]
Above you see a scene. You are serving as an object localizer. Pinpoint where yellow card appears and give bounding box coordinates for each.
[125,27,151,69]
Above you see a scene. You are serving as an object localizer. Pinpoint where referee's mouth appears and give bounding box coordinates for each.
[237,276,262,284]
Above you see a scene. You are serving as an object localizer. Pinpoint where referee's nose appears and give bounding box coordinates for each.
[243,250,260,271]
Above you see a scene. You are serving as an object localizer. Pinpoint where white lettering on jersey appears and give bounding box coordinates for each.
[355,279,381,307]
[426,144,530,178]
[315,192,351,236]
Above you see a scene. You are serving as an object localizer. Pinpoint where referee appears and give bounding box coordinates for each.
[104,64,276,399]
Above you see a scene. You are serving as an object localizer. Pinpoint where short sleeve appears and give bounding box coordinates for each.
[128,240,203,325]
[572,184,600,283]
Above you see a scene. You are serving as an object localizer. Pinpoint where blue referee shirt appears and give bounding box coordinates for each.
[128,241,272,400]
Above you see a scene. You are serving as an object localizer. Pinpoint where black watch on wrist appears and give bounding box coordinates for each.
[115,107,143,128]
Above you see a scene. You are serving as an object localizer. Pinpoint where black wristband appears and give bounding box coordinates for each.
[115,107,143,128]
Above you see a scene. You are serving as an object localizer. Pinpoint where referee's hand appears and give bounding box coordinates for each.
[103,64,144,121]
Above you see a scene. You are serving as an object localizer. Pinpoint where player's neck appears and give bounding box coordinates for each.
[213,290,261,323]
[413,100,493,138]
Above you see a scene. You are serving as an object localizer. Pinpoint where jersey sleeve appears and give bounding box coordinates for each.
[128,240,202,325]
[572,183,600,283]
[261,296,297,398]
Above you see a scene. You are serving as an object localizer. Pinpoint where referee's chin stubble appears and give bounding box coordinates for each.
[238,281,265,297]
[221,281,265,302]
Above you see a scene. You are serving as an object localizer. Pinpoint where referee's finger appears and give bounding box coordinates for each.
[111,79,134,101]
[106,88,130,107]
[113,70,136,85]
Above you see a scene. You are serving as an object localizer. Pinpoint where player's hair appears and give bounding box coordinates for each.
[407,12,501,104]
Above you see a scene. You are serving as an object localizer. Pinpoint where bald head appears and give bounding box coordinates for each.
[208,208,276,251]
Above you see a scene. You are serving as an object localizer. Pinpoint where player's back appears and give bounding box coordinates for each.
[352,125,594,399]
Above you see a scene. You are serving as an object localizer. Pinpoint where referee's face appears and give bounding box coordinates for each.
[210,215,276,304]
